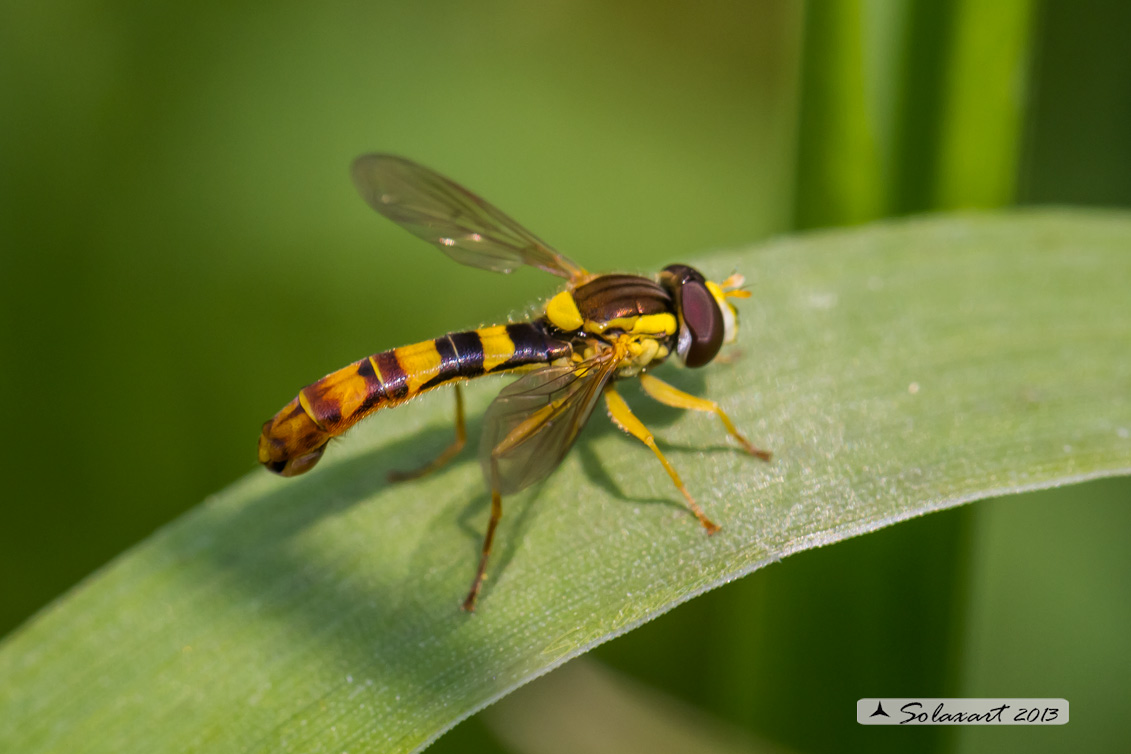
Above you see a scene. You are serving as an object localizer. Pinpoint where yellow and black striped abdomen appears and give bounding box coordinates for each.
[258,322,571,476]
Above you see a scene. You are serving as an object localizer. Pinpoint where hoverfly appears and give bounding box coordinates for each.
[258,155,771,611]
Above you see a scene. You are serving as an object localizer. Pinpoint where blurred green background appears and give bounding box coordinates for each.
[1,1,1128,753]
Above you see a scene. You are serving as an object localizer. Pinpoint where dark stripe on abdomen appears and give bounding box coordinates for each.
[447,331,485,376]
[418,333,471,390]
[372,350,409,400]
[300,354,388,431]
[501,321,572,369]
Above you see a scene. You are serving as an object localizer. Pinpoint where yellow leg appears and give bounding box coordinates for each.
[638,373,771,461]
[388,385,467,482]
[604,384,719,534]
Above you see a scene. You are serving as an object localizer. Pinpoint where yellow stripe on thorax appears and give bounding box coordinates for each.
[545,290,584,331]
[583,312,677,336]
[478,325,516,372]
[393,340,445,394]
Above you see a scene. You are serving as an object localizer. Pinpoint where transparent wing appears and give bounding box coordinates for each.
[479,351,622,496]
[351,154,587,281]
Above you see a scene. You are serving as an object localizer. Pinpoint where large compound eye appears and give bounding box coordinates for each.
[662,264,726,367]
[678,278,725,367]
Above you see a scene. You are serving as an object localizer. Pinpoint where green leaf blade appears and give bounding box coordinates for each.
[2,210,1130,753]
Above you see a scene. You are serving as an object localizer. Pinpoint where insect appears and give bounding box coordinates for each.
[258,154,771,610]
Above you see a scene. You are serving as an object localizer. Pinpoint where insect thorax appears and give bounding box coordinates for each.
[543,273,678,375]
